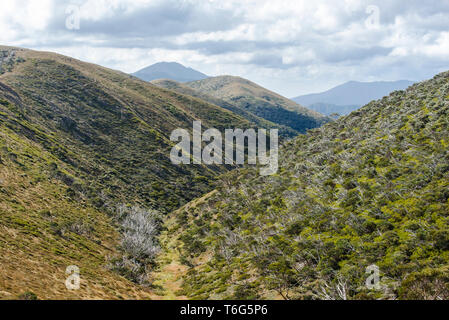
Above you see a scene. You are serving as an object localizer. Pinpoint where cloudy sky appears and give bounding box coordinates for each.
[1,0,449,97]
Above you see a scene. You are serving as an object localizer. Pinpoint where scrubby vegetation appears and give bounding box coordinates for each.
[2,45,447,301]
[174,71,449,300]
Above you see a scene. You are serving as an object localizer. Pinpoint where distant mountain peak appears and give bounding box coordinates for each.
[132,61,208,83]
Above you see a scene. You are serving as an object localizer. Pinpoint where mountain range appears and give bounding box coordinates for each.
[134,62,413,119]
[0,46,327,299]
[1,45,448,300]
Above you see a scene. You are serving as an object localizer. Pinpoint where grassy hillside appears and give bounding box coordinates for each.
[173,71,449,300]
[186,76,329,134]
[152,79,297,138]
[0,45,253,299]
[3,44,446,301]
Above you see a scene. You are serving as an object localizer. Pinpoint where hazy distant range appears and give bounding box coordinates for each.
[292,80,415,116]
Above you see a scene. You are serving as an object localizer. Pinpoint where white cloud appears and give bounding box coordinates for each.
[0,0,53,41]
[1,0,448,96]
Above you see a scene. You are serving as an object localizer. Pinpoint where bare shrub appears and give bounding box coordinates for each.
[109,205,162,285]
[120,206,161,261]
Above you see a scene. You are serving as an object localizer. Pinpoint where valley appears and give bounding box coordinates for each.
[0,45,448,300]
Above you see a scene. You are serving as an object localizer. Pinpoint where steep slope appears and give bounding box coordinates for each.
[173,71,449,300]
[293,80,415,112]
[132,62,208,83]
[151,79,297,138]
[0,45,252,299]
[186,76,329,134]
